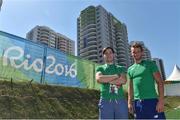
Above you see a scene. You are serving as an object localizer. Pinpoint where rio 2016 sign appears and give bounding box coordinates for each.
[0,31,99,89]
[3,46,77,78]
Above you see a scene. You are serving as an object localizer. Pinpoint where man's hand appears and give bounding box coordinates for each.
[128,102,134,114]
[156,98,164,112]
[109,77,121,88]
[109,74,127,88]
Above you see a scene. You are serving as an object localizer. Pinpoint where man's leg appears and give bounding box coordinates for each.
[98,99,114,119]
[147,99,166,119]
[143,99,166,119]
[156,112,166,119]
[114,99,128,119]
[134,100,146,119]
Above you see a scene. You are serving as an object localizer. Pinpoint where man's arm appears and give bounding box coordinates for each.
[109,73,127,85]
[128,79,134,113]
[96,72,119,83]
[153,71,165,112]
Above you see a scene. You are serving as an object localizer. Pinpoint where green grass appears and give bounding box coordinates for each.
[0,80,179,119]
[0,80,99,119]
[166,109,180,119]
[164,96,180,119]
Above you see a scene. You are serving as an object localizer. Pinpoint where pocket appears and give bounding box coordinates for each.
[98,99,108,109]
[98,99,103,109]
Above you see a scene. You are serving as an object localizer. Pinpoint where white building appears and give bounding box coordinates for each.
[26,25,75,55]
[77,5,130,67]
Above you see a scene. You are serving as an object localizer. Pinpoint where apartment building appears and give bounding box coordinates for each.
[0,0,3,11]
[26,25,75,55]
[152,58,166,80]
[77,5,130,67]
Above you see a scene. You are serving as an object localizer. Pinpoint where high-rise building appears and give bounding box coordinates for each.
[56,33,75,55]
[77,5,130,67]
[26,25,75,55]
[0,0,2,11]
[129,41,151,63]
[152,58,166,80]
[26,26,56,48]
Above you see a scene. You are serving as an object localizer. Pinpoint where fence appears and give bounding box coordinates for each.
[0,31,100,89]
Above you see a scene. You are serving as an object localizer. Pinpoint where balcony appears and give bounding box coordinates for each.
[80,24,96,32]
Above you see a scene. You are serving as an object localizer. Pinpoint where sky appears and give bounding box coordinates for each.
[0,0,179,77]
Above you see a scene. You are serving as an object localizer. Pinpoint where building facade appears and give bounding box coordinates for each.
[26,25,75,55]
[0,0,2,11]
[77,5,130,67]
[152,58,166,80]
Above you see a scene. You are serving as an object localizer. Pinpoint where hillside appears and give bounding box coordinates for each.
[0,80,179,119]
[0,80,99,119]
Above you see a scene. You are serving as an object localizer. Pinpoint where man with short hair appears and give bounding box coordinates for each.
[127,42,166,119]
[96,47,128,119]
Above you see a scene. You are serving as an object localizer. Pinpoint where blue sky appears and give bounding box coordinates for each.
[0,0,179,77]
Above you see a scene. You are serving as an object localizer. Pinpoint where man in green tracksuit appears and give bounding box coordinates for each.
[96,47,128,119]
[127,42,166,119]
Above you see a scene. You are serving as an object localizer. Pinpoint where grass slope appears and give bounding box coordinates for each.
[164,96,180,118]
[0,80,179,119]
[0,80,99,119]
